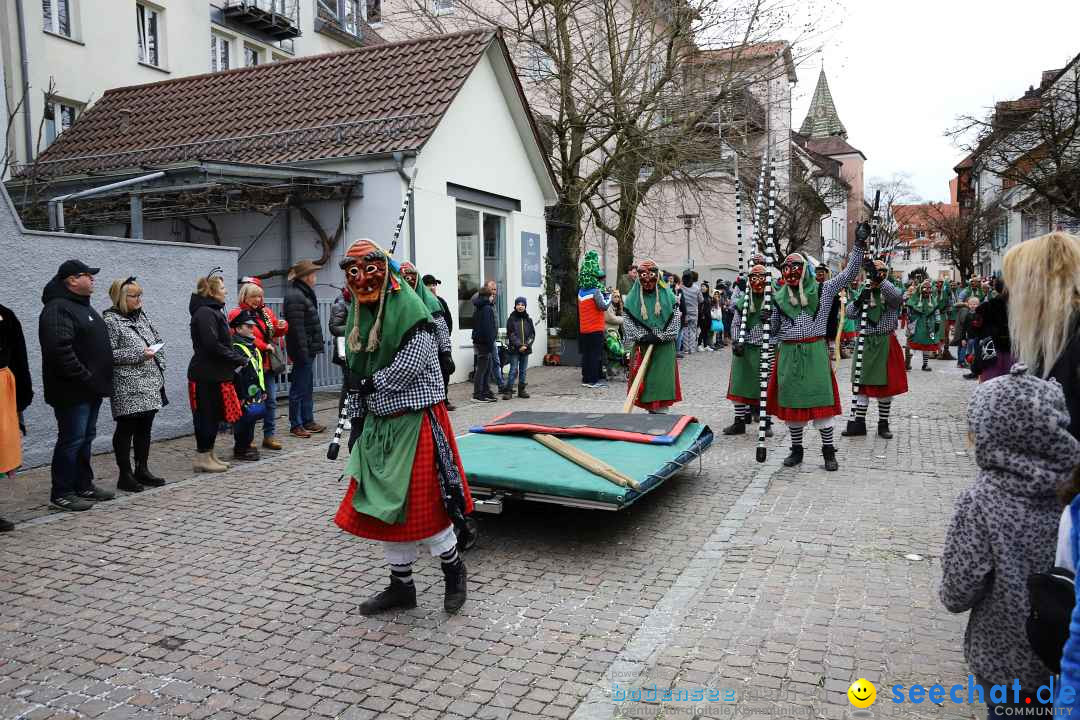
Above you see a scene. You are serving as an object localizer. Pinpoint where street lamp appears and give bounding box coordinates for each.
[676,213,699,270]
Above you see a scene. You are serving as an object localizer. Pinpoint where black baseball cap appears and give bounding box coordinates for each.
[422,274,441,286]
[230,309,258,327]
[56,259,100,279]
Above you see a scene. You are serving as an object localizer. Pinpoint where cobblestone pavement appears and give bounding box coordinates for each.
[1,347,981,720]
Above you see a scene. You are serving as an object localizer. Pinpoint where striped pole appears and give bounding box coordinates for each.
[756,155,777,463]
[389,165,418,256]
[850,214,882,409]
[326,405,349,460]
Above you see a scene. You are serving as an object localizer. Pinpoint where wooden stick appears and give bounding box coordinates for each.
[533,433,641,490]
[623,344,655,413]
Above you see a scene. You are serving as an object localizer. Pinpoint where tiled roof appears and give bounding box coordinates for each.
[31,29,496,177]
[799,69,846,139]
[804,135,865,160]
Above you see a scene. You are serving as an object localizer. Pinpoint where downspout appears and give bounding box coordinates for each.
[14,0,33,162]
[392,151,416,263]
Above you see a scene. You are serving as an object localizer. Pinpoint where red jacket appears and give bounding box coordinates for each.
[228,304,288,370]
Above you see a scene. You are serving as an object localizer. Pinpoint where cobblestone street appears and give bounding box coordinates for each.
[1,349,980,720]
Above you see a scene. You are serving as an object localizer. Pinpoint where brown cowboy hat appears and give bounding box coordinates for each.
[288,259,321,281]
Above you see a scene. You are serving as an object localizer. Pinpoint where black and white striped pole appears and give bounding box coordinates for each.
[389,166,418,257]
[850,191,882,412]
[756,155,777,463]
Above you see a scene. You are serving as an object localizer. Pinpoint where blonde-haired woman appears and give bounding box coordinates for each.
[188,272,247,472]
[228,280,288,451]
[1003,231,1080,438]
[103,277,167,491]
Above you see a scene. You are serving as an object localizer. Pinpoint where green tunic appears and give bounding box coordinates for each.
[777,339,835,408]
[905,295,939,347]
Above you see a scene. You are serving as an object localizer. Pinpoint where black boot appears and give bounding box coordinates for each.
[135,462,165,488]
[117,470,143,493]
[841,419,867,437]
[722,420,746,435]
[442,560,467,614]
[0,516,14,532]
[358,577,417,615]
[764,418,774,438]
[822,445,839,472]
[877,420,893,439]
[517,384,530,399]
[502,386,514,400]
[782,446,803,467]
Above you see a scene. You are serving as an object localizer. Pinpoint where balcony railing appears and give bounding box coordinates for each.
[222,0,302,41]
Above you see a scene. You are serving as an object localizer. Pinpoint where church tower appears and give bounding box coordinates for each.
[799,68,865,251]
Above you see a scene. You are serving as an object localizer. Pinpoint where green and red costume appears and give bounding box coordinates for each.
[622,268,682,412]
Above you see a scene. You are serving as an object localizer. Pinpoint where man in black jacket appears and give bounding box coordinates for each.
[471,286,497,402]
[284,260,326,437]
[38,260,115,511]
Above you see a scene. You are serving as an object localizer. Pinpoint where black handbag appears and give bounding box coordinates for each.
[1026,566,1075,673]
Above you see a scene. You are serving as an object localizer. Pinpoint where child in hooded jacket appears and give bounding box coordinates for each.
[503,296,535,399]
[941,364,1080,717]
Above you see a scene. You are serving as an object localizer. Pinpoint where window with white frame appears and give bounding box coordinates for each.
[136,3,161,66]
[211,33,231,72]
[902,247,911,261]
[244,45,260,67]
[915,229,926,239]
[44,99,79,148]
[939,247,952,261]
[920,247,930,261]
[43,0,73,37]
[433,0,454,15]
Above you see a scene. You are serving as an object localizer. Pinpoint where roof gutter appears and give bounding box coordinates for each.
[392,151,417,263]
[14,0,33,163]
[48,170,166,232]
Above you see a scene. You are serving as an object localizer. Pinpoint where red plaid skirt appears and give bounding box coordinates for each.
[334,403,473,542]
[859,335,909,398]
[627,347,682,412]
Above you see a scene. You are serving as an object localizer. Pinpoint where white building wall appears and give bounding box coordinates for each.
[412,50,550,381]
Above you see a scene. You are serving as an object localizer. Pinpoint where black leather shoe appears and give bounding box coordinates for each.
[782,446,803,467]
[442,560,467,614]
[358,577,417,616]
[0,516,14,532]
[721,420,746,436]
[117,472,144,493]
[878,421,893,439]
[822,445,839,472]
[841,419,867,437]
[135,463,165,487]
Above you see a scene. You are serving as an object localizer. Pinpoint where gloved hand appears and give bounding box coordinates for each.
[439,352,456,375]
[639,333,661,346]
[354,376,376,396]
[732,343,745,357]
[854,221,871,249]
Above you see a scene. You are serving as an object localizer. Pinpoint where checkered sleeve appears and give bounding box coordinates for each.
[365,326,446,416]
[823,245,866,297]
[433,315,452,354]
[732,305,764,346]
[622,314,646,345]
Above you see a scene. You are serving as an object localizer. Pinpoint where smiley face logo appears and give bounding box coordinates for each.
[848,678,876,708]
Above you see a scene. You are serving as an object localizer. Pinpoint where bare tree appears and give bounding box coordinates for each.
[868,172,920,250]
[949,57,1080,222]
[923,199,1001,282]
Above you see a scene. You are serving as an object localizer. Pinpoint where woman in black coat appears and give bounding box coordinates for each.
[188,274,246,473]
[0,303,32,532]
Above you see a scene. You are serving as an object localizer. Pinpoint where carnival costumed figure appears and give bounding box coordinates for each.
[334,240,474,616]
[765,233,867,471]
[905,280,941,372]
[937,280,957,360]
[577,251,611,387]
[622,260,682,413]
[399,261,456,393]
[841,260,909,439]
[723,263,771,437]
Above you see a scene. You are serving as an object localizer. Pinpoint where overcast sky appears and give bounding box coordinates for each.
[790,0,1080,203]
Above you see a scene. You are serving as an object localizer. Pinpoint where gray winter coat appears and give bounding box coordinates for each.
[103,308,166,419]
[940,365,1080,688]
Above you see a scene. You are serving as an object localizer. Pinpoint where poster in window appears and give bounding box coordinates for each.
[521,231,542,287]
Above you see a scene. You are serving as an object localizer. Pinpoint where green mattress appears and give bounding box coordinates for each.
[458,422,712,509]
